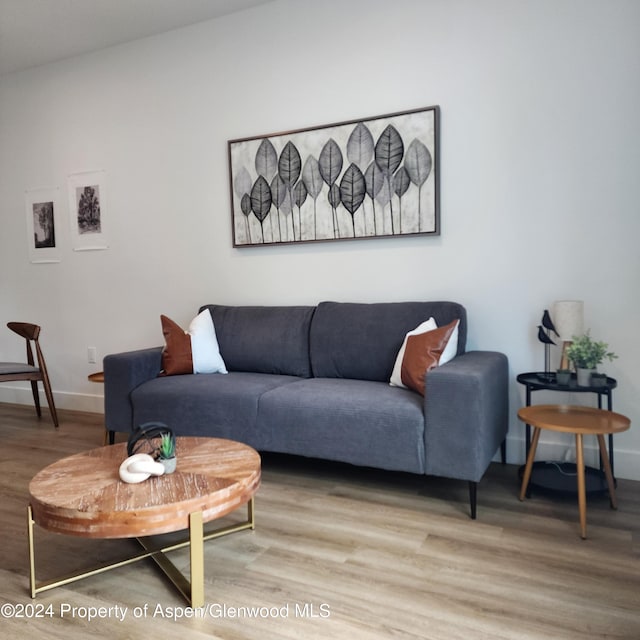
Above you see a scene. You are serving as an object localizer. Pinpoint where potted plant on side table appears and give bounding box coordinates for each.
[565,332,617,387]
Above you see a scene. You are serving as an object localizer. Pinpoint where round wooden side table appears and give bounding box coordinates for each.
[517,404,630,539]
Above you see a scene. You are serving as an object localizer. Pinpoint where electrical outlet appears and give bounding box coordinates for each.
[88,346,97,364]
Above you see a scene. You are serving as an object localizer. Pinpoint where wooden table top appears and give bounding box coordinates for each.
[29,437,261,539]
[517,404,631,436]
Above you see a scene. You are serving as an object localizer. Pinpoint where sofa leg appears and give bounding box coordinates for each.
[468,481,477,520]
[501,438,507,464]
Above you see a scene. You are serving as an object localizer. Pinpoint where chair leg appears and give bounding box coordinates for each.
[30,381,42,418]
[40,376,59,428]
[468,481,477,520]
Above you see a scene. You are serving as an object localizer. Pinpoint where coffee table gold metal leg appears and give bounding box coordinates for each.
[27,505,36,598]
[597,434,617,509]
[189,511,204,608]
[28,500,255,603]
[248,497,255,529]
[575,433,587,539]
[519,427,541,501]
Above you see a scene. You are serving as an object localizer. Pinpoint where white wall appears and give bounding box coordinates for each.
[1,0,639,478]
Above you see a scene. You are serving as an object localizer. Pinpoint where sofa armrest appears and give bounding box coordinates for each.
[103,347,163,433]
[423,350,509,483]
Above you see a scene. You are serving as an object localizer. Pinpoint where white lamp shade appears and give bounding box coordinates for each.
[553,300,584,341]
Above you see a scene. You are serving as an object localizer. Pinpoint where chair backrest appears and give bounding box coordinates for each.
[7,322,42,367]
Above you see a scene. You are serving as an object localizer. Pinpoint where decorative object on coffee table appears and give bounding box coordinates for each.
[158,432,176,473]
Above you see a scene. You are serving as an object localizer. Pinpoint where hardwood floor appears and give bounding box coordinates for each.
[1,403,639,639]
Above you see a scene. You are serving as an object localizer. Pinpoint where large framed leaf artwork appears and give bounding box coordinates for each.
[228,105,439,246]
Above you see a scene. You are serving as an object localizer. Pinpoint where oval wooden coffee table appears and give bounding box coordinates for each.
[518,405,630,539]
[28,437,260,607]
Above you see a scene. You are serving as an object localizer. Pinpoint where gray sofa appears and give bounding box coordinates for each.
[104,301,508,518]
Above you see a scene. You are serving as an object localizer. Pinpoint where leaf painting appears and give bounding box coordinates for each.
[318,138,343,187]
[255,138,278,181]
[302,156,323,238]
[241,193,252,243]
[393,167,411,233]
[278,141,302,186]
[346,122,374,169]
[404,138,433,231]
[365,161,385,235]
[294,180,308,240]
[270,175,287,242]
[250,176,272,243]
[374,125,404,175]
[229,106,438,245]
[340,164,366,236]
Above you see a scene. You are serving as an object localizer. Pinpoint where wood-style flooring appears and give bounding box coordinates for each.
[0,403,638,639]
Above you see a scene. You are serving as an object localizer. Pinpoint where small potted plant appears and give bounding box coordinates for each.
[158,432,176,474]
[555,369,572,386]
[590,372,608,387]
[565,332,617,387]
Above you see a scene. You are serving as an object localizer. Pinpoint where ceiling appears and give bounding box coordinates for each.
[0,0,274,76]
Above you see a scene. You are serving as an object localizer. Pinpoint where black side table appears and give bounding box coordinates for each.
[516,371,617,495]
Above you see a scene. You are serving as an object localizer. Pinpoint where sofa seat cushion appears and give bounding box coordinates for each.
[257,378,426,474]
[131,371,302,449]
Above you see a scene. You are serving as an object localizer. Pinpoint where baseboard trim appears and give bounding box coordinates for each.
[0,386,103,415]
[502,432,640,482]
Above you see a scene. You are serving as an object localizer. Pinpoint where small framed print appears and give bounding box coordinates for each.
[25,187,61,263]
[67,170,108,251]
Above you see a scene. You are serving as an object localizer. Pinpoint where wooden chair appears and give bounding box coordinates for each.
[0,322,58,427]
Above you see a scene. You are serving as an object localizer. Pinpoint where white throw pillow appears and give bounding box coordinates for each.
[439,320,459,366]
[188,310,228,374]
[389,318,459,388]
[390,318,437,387]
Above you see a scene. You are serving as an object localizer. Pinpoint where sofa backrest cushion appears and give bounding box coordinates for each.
[309,301,467,382]
[199,304,315,377]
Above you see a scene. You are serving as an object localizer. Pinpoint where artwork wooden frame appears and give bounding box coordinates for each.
[67,170,108,251]
[228,105,439,247]
[25,187,61,263]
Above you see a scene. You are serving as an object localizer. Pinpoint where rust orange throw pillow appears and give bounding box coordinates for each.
[160,311,227,376]
[161,315,193,375]
[400,320,458,395]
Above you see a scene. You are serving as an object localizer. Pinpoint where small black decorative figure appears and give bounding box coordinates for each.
[537,310,558,381]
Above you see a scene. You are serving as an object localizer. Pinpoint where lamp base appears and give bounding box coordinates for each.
[559,341,573,370]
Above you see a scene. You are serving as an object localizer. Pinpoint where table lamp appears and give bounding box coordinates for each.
[553,300,584,370]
